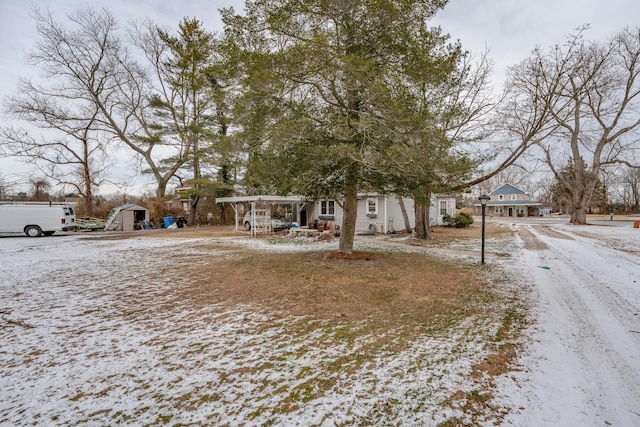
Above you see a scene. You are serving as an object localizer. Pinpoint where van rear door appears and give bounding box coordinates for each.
[62,206,76,229]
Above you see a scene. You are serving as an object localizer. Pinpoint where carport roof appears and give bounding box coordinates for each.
[215,195,303,204]
[114,203,148,211]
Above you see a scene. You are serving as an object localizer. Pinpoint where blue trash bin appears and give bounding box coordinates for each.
[163,216,175,228]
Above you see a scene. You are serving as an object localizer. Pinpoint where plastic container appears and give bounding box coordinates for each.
[162,216,174,228]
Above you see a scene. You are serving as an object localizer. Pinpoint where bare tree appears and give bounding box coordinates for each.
[507,27,640,224]
[28,177,51,201]
[3,7,210,201]
[618,166,640,211]
[2,92,110,215]
[0,172,28,200]
[410,50,497,239]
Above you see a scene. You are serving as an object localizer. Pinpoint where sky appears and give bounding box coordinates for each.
[0,0,638,196]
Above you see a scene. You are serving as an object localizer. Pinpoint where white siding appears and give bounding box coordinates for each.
[311,194,454,233]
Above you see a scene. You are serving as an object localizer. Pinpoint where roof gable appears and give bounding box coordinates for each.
[115,203,148,211]
[490,184,526,196]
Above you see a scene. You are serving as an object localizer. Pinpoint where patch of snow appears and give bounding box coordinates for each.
[0,233,500,426]
[491,222,640,426]
[2,221,638,426]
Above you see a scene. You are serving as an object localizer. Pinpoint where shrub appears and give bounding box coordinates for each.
[442,212,474,228]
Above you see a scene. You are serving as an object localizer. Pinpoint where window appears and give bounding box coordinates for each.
[439,200,447,215]
[499,195,504,201]
[511,194,517,201]
[367,198,377,216]
[321,200,335,215]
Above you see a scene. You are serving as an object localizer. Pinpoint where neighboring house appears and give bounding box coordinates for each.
[172,186,194,215]
[474,184,541,217]
[216,194,457,234]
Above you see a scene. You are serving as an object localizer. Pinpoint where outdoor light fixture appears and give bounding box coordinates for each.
[478,194,490,264]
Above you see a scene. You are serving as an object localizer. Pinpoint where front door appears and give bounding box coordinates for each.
[508,207,513,217]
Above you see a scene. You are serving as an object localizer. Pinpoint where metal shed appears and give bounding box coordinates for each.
[104,204,150,231]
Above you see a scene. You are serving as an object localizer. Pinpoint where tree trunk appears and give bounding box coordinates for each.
[570,190,588,224]
[156,180,168,199]
[413,202,431,239]
[82,143,94,217]
[569,157,590,225]
[571,209,587,224]
[338,180,358,254]
[83,191,93,217]
[396,194,412,233]
[188,194,200,225]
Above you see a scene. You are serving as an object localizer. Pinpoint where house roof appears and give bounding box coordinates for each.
[114,203,148,211]
[489,184,527,196]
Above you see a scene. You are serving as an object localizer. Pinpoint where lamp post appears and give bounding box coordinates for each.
[478,195,490,264]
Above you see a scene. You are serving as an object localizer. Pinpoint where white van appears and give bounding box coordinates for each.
[0,203,77,237]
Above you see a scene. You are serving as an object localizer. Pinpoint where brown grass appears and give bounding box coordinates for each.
[121,222,526,422]
[182,249,483,333]
[127,222,517,337]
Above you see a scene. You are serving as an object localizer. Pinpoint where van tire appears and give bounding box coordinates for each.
[244,221,251,231]
[25,225,43,237]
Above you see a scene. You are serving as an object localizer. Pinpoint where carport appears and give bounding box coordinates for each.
[215,195,306,233]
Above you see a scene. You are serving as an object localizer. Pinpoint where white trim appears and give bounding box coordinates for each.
[366,197,378,215]
[321,200,336,216]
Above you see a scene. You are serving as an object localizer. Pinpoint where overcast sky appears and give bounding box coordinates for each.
[1,0,638,195]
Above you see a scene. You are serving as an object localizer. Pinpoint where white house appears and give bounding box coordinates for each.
[309,193,456,234]
[216,193,457,234]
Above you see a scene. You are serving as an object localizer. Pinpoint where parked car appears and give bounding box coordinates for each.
[243,210,291,231]
[0,203,77,237]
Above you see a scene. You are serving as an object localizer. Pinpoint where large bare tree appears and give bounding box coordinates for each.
[133,18,227,223]
[2,97,109,215]
[410,51,496,239]
[2,7,215,200]
[506,27,640,224]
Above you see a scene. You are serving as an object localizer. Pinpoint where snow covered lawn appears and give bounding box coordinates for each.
[1,230,521,426]
[1,219,639,426]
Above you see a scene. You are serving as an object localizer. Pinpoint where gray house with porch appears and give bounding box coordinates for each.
[474,184,541,217]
